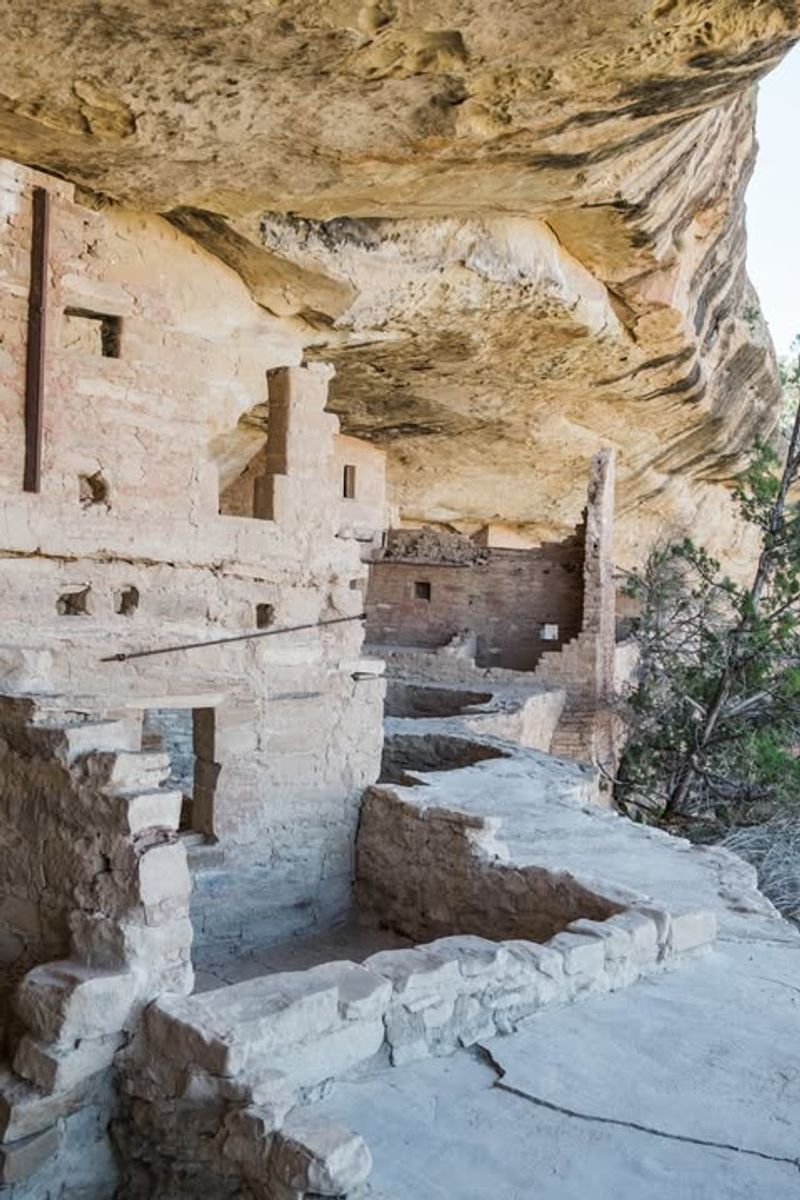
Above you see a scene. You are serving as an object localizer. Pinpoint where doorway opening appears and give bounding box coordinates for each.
[141,705,219,838]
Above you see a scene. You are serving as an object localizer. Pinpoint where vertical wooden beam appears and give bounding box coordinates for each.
[23,185,50,493]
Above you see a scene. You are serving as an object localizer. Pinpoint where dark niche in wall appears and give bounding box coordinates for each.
[256,603,275,629]
[63,308,122,358]
[79,471,110,509]
[115,585,140,616]
[343,463,357,499]
[57,586,91,616]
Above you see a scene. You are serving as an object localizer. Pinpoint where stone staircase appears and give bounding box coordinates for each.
[0,695,193,1194]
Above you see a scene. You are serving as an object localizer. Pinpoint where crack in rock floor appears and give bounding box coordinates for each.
[313,934,800,1200]
[471,1043,800,1173]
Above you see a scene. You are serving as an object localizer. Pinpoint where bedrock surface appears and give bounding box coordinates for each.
[314,937,800,1200]
[1,2,798,562]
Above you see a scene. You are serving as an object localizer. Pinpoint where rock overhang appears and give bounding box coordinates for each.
[0,1,796,565]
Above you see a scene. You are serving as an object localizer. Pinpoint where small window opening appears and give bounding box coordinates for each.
[414,581,432,601]
[256,603,275,629]
[57,586,91,616]
[343,464,357,500]
[540,622,560,641]
[62,308,121,358]
[79,471,109,509]
[115,585,139,616]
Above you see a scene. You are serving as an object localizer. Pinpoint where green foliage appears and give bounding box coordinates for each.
[617,386,800,830]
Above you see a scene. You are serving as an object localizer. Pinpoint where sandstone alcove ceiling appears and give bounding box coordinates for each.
[0,0,797,564]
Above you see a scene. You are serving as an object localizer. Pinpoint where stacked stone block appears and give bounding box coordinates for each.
[117,906,715,1198]
[534,449,619,770]
[0,697,193,1192]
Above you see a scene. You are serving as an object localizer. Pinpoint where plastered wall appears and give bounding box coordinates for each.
[0,160,388,957]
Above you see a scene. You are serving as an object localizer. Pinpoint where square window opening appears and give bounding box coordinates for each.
[57,586,91,616]
[115,585,140,616]
[540,622,560,641]
[79,471,110,508]
[62,308,122,357]
[414,581,432,601]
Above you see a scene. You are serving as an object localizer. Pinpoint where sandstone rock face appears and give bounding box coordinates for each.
[0,4,795,556]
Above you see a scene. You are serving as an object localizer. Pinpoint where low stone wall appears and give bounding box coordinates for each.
[357,784,618,943]
[384,679,566,755]
[117,903,716,1198]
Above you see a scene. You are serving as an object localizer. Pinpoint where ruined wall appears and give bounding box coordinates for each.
[0,160,388,960]
[357,786,619,945]
[365,526,585,670]
[535,450,618,769]
[218,430,388,548]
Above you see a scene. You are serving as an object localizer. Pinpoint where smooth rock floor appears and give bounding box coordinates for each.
[315,933,800,1200]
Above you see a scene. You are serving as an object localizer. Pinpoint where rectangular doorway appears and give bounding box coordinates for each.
[141,706,218,839]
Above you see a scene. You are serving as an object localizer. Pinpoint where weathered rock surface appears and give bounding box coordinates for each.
[313,937,800,1200]
[0,3,797,562]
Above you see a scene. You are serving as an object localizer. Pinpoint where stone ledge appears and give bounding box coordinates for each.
[0,1070,82,1144]
[13,1032,124,1095]
[0,1123,60,1185]
[15,960,134,1047]
[121,892,717,1195]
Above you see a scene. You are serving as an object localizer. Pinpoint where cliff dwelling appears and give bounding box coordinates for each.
[1,5,800,1200]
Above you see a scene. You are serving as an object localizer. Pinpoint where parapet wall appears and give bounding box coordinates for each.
[356,786,619,944]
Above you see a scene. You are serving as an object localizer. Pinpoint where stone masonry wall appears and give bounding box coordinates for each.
[0,159,388,959]
[534,450,618,769]
[365,528,585,671]
[113,773,718,1200]
[356,786,621,944]
[0,696,195,1195]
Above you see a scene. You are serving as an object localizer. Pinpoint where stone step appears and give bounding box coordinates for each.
[133,840,191,910]
[104,750,171,792]
[13,1033,124,1095]
[15,960,134,1048]
[0,1123,60,1185]
[58,719,142,762]
[0,695,90,727]
[148,962,390,1083]
[110,789,183,835]
[269,1111,372,1197]
[0,1069,82,1144]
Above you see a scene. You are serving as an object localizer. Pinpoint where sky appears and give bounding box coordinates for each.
[746,44,800,359]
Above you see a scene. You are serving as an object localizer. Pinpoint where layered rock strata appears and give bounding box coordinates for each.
[0,3,796,562]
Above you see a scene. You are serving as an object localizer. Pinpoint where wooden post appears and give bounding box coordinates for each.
[23,185,50,493]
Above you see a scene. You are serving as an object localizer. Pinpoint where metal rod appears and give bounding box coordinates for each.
[100,613,367,663]
[23,186,50,494]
